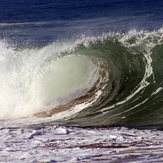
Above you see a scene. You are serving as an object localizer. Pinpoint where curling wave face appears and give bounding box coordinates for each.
[1,28,163,128]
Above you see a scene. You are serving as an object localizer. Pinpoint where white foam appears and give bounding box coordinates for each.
[0,126,162,162]
[0,40,100,120]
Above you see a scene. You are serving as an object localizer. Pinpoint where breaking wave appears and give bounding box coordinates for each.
[1,28,163,128]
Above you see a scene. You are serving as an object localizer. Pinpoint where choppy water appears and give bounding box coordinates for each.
[1,0,163,162]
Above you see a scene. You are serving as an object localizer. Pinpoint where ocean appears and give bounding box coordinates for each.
[1,0,163,162]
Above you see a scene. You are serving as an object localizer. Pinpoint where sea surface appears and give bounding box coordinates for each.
[1,0,163,162]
